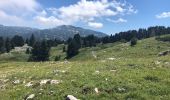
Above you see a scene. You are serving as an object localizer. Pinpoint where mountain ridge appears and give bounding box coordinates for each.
[0,25,107,40]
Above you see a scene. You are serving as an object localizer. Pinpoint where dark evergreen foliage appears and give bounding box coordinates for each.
[55,55,61,61]
[5,37,11,53]
[101,26,170,44]
[29,34,35,47]
[26,48,31,54]
[63,45,66,52]
[11,35,24,47]
[0,37,5,53]
[130,37,137,46]
[82,35,97,47]
[73,34,81,49]
[29,40,50,61]
[66,39,79,59]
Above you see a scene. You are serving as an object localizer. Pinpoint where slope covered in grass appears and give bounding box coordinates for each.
[0,36,170,100]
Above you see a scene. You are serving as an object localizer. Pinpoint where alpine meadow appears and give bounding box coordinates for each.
[0,0,170,100]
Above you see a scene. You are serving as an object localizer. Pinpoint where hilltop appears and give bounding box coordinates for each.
[0,35,170,99]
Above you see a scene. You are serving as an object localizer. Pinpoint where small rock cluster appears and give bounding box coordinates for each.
[66,95,78,100]
[158,50,170,56]
[25,79,62,88]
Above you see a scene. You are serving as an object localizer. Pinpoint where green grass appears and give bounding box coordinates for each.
[0,52,30,62]
[0,36,170,100]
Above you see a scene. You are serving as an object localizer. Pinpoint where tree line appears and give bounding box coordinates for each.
[0,26,170,61]
[0,35,25,53]
[101,26,170,44]
[66,26,170,58]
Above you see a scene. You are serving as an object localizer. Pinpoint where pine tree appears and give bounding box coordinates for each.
[26,48,30,54]
[63,45,66,52]
[130,37,137,46]
[0,37,5,53]
[55,55,61,61]
[11,35,24,47]
[29,40,50,61]
[5,37,11,53]
[73,34,81,49]
[40,40,50,61]
[29,34,35,47]
[29,42,40,61]
[66,39,79,59]
[25,38,29,44]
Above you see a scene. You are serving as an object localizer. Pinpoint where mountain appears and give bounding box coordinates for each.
[0,25,107,40]
[0,25,38,37]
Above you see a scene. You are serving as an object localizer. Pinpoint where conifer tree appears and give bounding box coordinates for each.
[66,39,79,59]
[11,35,24,47]
[29,40,50,61]
[0,37,5,53]
[5,37,11,53]
[29,34,35,47]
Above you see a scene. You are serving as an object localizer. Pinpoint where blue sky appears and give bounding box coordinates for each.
[0,0,170,34]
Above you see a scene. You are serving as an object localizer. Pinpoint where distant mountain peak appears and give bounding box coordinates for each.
[0,24,107,40]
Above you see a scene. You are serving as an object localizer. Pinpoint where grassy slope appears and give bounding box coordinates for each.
[0,37,170,100]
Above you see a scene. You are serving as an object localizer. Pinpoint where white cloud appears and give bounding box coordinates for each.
[0,0,40,15]
[0,0,137,28]
[0,0,41,26]
[0,10,26,26]
[106,18,127,23]
[41,0,136,28]
[34,16,68,28]
[88,22,103,29]
[156,12,170,19]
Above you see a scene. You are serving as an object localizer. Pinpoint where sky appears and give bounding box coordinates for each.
[0,0,170,35]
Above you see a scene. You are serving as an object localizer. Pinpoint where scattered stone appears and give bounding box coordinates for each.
[92,51,97,59]
[95,70,100,74]
[40,88,43,91]
[25,94,35,100]
[50,80,62,84]
[165,62,170,65]
[61,70,66,73]
[66,95,78,100]
[158,50,170,56]
[25,81,34,87]
[53,70,66,73]
[105,78,108,81]
[13,80,20,84]
[110,70,117,72]
[107,58,116,60]
[23,80,26,84]
[40,79,51,85]
[39,92,42,95]
[155,61,161,65]
[39,79,62,86]
[49,90,54,95]
[94,88,99,94]
[118,88,126,92]
[2,79,9,83]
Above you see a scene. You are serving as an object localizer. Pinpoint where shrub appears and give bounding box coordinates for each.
[55,55,61,61]
[130,38,137,46]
